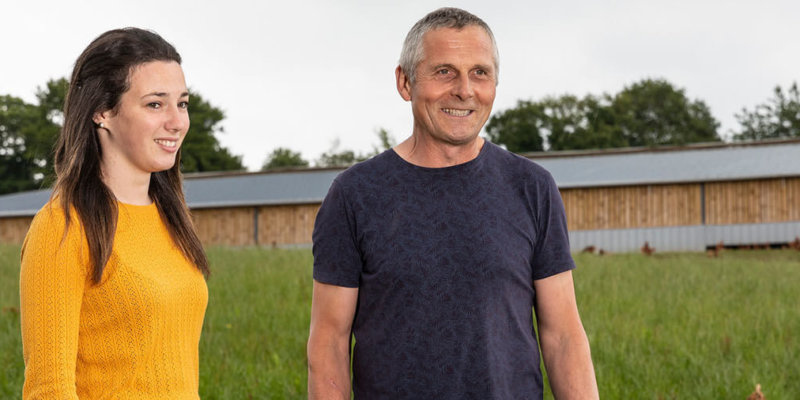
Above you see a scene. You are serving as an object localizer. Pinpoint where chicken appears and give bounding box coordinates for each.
[641,241,655,256]
[746,383,765,400]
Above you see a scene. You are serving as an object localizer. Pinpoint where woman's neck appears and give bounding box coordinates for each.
[101,164,152,205]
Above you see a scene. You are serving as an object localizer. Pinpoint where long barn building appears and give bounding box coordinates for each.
[537,139,800,252]
[1,139,799,252]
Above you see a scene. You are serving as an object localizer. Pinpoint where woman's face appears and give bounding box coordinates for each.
[96,60,189,178]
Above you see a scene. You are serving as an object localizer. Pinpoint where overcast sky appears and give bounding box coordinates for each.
[3,0,798,170]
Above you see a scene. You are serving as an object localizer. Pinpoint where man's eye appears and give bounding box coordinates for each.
[437,69,450,75]
[178,101,189,109]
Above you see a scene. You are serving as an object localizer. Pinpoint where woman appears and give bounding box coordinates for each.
[19,28,209,399]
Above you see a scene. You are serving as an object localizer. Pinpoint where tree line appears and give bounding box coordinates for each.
[487,78,800,153]
[261,128,395,171]
[2,77,799,195]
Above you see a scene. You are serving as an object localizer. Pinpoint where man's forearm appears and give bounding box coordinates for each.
[541,330,599,400]
[307,281,358,399]
[307,339,351,400]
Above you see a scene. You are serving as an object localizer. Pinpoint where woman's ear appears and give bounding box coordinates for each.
[93,110,109,127]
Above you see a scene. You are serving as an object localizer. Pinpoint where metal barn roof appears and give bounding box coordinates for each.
[0,169,344,218]
[183,168,341,208]
[0,190,54,218]
[531,139,800,188]
[1,139,799,217]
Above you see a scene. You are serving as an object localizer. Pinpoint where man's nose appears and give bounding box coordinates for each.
[451,74,474,100]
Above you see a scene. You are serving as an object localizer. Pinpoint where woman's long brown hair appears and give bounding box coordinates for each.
[52,28,209,283]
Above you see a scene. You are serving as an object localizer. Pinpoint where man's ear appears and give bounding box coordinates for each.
[396,66,412,102]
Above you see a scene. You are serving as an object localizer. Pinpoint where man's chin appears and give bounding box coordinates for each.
[438,133,482,147]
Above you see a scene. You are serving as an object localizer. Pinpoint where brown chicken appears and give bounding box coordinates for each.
[746,384,765,400]
[641,241,654,256]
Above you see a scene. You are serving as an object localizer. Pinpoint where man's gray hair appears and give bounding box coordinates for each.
[399,7,499,84]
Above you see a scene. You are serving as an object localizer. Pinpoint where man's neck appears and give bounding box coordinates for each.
[393,135,485,168]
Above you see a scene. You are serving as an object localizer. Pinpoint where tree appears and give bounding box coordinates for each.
[486,95,623,152]
[31,78,68,187]
[486,78,721,153]
[733,82,800,141]
[316,138,364,167]
[611,79,720,147]
[485,100,546,153]
[549,94,626,151]
[371,127,395,155]
[315,128,395,167]
[0,79,64,194]
[0,96,43,194]
[180,92,244,172]
[261,147,308,170]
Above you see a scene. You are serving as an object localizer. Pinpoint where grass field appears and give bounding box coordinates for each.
[1,244,799,399]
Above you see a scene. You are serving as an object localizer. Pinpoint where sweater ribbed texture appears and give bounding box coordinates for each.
[20,201,208,399]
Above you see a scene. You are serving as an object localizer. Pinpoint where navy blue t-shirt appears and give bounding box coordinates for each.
[312,141,575,399]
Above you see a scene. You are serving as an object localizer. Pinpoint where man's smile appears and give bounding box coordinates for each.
[442,108,473,117]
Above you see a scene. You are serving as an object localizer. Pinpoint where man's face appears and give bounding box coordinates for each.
[398,26,497,146]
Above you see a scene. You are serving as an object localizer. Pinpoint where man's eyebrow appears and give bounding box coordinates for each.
[474,63,493,71]
[428,63,495,72]
[430,63,456,71]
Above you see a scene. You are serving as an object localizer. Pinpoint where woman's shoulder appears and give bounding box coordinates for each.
[25,198,86,249]
[20,198,93,299]
[30,198,73,229]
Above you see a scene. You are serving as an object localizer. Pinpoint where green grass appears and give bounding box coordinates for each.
[0,245,24,399]
[1,244,799,398]
[571,251,800,399]
[199,247,312,399]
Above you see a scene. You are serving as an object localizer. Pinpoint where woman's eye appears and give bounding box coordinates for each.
[147,102,161,109]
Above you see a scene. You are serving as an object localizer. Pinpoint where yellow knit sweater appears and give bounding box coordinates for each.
[20,201,208,399]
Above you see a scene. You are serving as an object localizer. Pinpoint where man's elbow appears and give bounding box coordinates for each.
[306,332,325,373]
[539,321,592,359]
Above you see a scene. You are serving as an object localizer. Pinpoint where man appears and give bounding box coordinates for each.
[308,7,598,399]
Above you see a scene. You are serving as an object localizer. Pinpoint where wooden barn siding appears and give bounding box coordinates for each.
[0,216,34,244]
[191,204,321,247]
[192,208,256,246]
[705,177,800,225]
[560,184,702,231]
[0,205,321,247]
[561,177,800,231]
[257,204,320,246]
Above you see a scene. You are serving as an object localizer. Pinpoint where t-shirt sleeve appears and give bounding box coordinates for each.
[312,178,362,288]
[530,170,576,280]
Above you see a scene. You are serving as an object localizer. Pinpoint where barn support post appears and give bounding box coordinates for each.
[700,182,706,225]
[253,206,259,246]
